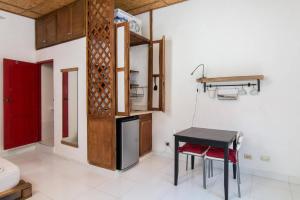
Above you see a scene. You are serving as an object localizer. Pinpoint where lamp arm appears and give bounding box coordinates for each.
[191,64,205,77]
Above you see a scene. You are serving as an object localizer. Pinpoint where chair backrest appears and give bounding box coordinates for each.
[229,132,244,150]
[236,132,244,150]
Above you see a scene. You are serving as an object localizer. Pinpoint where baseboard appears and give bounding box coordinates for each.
[35,143,54,153]
[0,144,37,157]
[153,150,300,184]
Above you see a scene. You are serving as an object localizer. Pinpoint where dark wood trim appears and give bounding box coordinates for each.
[60,67,79,72]
[61,140,78,148]
[115,22,130,116]
[130,31,150,46]
[37,59,53,64]
[159,36,165,112]
[36,35,86,50]
[0,180,32,199]
[147,10,153,111]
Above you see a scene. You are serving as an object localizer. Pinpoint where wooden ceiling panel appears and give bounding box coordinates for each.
[164,0,185,4]
[0,0,186,19]
[22,10,40,18]
[0,0,44,10]
[115,0,158,11]
[128,1,166,15]
[0,1,24,14]
[115,0,186,15]
[31,0,76,15]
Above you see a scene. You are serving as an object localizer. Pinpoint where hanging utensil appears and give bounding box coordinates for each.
[154,77,158,91]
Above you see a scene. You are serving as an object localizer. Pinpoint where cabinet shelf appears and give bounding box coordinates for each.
[130,31,150,46]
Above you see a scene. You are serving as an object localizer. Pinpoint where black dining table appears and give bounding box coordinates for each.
[174,127,238,200]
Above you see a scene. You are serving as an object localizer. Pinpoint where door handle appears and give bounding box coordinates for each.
[3,97,12,103]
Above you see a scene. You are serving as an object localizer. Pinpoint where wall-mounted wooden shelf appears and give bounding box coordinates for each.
[130,31,150,46]
[197,75,264,93]
[197,75,264,83]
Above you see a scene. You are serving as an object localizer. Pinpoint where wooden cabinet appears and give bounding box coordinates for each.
[115,21,166,115]
[139,114,152,156]
[36,0,86,49]
[71,0,86,38]
[57,6,71,42]
[36,13,57,49]
[57,0,86,42]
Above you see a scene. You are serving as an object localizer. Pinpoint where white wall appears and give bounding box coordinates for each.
[0,11,36,151]
[147,0,300,181]
[36,38,87,163]
[41,63,54,146]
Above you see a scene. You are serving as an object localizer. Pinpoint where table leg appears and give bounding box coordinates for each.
[174,137,179,186]
[224,146,229,200]
[191,155,195,170]
[233,138,237,179]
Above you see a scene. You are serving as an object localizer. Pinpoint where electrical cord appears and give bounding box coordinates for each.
[192,83,200,127]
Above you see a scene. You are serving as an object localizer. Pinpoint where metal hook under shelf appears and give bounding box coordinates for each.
[203,79,261,93]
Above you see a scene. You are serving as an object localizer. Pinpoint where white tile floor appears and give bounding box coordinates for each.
[5,150,298,200]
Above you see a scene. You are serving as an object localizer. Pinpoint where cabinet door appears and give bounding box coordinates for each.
[139,114,152,156]
[57,6,72,42]
[71,0,86,38]
[36,18,46,49]
[115,22,130,116]
[148,36,166,112]
[45,13,57,46]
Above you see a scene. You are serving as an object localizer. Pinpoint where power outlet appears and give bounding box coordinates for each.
[244,154,252,160]
[260,155,271,162]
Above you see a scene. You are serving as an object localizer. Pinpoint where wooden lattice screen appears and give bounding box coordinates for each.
[87,0,116,170]
[87,0,115,118]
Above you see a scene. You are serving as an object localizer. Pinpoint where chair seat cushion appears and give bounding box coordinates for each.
[0,157,20,193]
[206,147,237,163]
[178,143,209,156]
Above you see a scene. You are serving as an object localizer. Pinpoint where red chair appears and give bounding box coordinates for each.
[205,134,243,198]
[178,143,210,189]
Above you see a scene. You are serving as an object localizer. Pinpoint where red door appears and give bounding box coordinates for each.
[62,72,69,138]
[3,59,41,150]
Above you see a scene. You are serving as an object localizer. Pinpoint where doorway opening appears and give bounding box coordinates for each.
[40,61,54,147]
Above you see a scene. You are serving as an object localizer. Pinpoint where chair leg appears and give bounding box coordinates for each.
[237,162,241,198]
[186,155,189,171]
[210,160,214,177]
[202,157,207,189]
[207,159,211,178]
[237,161,241,184]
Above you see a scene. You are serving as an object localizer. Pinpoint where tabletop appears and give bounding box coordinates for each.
[174,127,237,144]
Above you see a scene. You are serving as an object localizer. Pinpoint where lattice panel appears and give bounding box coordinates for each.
[87,0,115,118]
